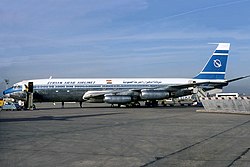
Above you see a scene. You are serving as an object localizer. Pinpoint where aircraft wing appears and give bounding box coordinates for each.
[83,90,115,100]
[161,82,225,91]
[83,89,140,100]
[83,75,250,102]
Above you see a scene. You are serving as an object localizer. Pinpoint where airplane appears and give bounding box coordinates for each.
[3,43,249,107]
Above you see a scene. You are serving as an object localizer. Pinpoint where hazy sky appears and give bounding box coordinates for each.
[0,0,250,95]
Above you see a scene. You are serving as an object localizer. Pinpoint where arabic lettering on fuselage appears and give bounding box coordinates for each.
[47,81,96,85]
[123,81,162,84]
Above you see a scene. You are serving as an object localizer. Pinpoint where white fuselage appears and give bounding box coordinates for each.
[7,78,225,102]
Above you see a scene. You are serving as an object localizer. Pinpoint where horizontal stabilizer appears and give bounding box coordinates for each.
[226,75,250,83]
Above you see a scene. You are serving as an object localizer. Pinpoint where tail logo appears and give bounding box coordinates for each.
[213,59,222,68]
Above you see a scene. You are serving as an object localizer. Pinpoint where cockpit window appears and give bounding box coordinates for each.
[13,85,22,89]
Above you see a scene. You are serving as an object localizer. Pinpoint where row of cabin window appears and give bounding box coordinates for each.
[33,84,157,89]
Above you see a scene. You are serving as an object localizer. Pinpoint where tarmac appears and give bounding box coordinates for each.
[0,103,250,167]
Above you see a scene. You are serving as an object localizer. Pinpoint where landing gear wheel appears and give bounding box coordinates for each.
[145,101,151,107]
[145,101,158,107]
[152,100,158,107]
[135,102,140,107]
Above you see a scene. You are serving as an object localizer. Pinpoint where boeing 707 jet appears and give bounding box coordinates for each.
[3,43,249,107]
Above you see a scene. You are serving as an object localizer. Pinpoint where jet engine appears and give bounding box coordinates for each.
[172,89,192,98]
[140,89,170,100]
[104,95,132,104]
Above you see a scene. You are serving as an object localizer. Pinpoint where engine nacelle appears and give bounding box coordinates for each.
[85,98,104,103]
[172,89,192,98]
[83,90,113,100]
[104,95,132,104]
[140,89,170,100]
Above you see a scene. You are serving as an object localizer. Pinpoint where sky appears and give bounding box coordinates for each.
[0,0,250,95]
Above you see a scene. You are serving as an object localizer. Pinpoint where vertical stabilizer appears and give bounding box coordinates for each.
[194,43,230,80]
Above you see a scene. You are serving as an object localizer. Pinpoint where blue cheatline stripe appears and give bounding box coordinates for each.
[3,88,22,95]
[214,50,229,53]
[193,73,225,80]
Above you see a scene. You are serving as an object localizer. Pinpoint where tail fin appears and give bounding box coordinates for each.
[193,43,230,80]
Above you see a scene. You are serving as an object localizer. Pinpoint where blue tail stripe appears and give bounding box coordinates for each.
[194,74,225,79]
[214,50,229,53]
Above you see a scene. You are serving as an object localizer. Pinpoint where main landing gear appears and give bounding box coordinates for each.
[145,100,158,107]
[60,101,83,108]
[110,102,141,108]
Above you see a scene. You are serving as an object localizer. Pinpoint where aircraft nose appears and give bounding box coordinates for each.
[3,89,7,95]
[3,92,10,97]
[3,89,9,98]
[3,87,13,95]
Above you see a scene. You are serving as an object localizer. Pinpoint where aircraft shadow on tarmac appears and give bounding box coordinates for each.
[0,112,123,123]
